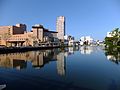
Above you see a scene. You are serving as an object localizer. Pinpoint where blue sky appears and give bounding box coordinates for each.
[0,0,120,40]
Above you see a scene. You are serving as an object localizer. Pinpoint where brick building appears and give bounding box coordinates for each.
[0,24,59,47]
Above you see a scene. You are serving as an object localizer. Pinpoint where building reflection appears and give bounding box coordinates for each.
[80,46,94,54]
[57,52,66,76]
[56,47,77,76]
[13,59,27,70]
[0,47,75,76]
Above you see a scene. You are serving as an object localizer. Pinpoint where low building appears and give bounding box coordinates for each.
[80,36,93,45]
[64,35,75,46]
[0,24,59,47]
[32,24,59,46]
[0,24,26,46]
[0,24,26,35]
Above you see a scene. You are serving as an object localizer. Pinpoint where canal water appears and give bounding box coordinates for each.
[0,46,120,90]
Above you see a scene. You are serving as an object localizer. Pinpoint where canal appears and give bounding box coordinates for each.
[0,46,120,90]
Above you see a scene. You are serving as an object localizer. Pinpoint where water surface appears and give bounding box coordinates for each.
[0,46,120,90]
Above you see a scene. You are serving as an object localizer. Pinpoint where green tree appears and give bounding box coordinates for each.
[104,28,120,48]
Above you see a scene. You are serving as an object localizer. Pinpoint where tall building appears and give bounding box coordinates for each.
[56,16,65,40]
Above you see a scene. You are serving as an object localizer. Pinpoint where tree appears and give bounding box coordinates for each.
[104,28,120,48]
[111,28,120,38]
[104,37,113,47]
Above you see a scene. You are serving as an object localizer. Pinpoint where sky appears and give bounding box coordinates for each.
[0,0,120,40]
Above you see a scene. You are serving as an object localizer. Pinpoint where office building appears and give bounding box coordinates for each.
[56,16,65,40]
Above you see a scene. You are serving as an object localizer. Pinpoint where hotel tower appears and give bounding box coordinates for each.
[56,16,65,40]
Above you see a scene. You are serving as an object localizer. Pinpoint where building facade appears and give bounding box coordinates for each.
[0,24,26,35]
[80,36,93,45]
[64,35,75,46]
[0,24,26,46]
[56,16,65,40]
[32,24,59,46]
[0,24,59,47]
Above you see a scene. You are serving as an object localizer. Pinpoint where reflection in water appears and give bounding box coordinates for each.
[0,46,100,71]
[105,47,120,64]
[1,46,120,90]
[79,46,100,54]
[13,59,27,70]
[80,46,93,54]
[57,52,66,76]
[0,84,6,90]
[0,47,77,76]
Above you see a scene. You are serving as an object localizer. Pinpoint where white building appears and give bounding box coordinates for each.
[64,35,75,46]
[56,16,65,40]
[107,30,119,37]
[80,36,93,45]
[107,32,113,37]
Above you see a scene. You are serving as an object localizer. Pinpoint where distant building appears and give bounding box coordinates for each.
[107,32,113,37]
[80,36,93,45]
[56,16,65,40]
[107,30,119,37]
[64,35,75,46]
